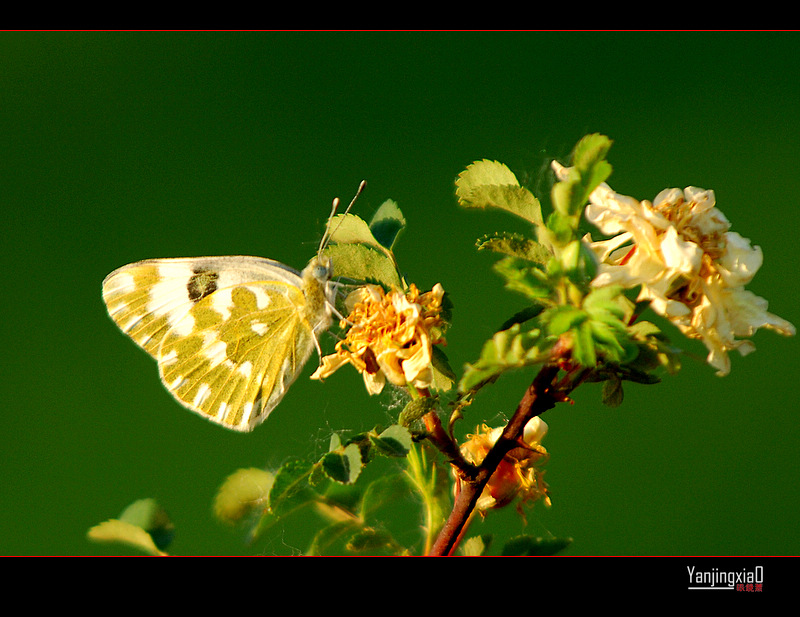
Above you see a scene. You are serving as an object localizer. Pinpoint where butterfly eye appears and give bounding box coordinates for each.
[312,262,331,281]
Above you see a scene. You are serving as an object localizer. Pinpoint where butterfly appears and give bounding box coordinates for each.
[102,182,365,432]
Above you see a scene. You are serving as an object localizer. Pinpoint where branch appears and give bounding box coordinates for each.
[427,363,562,556]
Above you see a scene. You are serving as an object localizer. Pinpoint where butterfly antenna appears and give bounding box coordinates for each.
[319,180,367,255]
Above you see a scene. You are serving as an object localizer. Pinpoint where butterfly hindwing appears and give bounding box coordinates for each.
[102,255,333,432]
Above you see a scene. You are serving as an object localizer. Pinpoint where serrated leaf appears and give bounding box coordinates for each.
[326,213,384,251]
[476,232,552,265]
[572,133,613,187]
[87,519,167,556]
[551,134,613,221]
[268,459,317,518]
[493,256,554,303]
[322,443,364,485]
[323,243,402,289]
[369,424,413,457]
[459,323,551,392]
[456,159,543,225]
[429,345,455,393]
[398,396,439,426]
[214,468,275,525]
[571,320,597,367]
[369,199,406,250]
[545,306,588,336]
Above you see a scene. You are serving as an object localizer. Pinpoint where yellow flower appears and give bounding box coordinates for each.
[553,161,795,375]
[455,417,551,512]
[311,283,447,394]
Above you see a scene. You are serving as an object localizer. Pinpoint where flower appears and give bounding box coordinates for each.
[455,417,551,512]
[311,283,447,394]
[552,161,795,375]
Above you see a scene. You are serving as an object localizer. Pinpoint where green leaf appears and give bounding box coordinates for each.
[571,319,597,367]
[398,396,438,426]
[369,199,406,250]
[369,424,413,457]
[456,159,543,225]
[326,212,385,251]
[500,535,572,556]
[549,134,613,232]
[117,498,174,551]
[476,232,552,265]
[572,133,613,191]
[459,323,552,392]
[87,519,166,556]
[460,535,493,556]
[322,442,364,485]
[268,459,317,518]
[87,498,174,555]
[544,306,588,336]
[345,528,404,555]
[360,474,411,521]
[601,373,625,407]
[493,256,554,303]
[323,243,402,289]
[214,468,274,525]
[429,345,456,392]
[306,519,362,556]
[404,443,450,553]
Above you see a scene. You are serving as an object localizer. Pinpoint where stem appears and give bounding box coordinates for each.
[427,363,562,556]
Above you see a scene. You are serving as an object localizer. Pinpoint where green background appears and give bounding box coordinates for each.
[3,31,798,556]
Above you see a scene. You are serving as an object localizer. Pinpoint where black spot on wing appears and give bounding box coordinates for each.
[187,269,219,302]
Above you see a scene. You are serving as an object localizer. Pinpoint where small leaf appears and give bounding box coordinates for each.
[326,213,384,251]
[456,159,543,225]
[369,199,406,250]
[87,519,166,556]
[398,396,438,427]
[214,468,274,525]
[459,323,551,392]
[551,134,613,221]
[345,527,404,555]
[493,256,554,303]
[545,306,587,336]
[369,424,413,457]
[601,373,624,407]
[322,443,364,485]
[429,345,455,393]
[323,243,402,289]
[500,535,572,556]
[306,519,361,556]
[476,232,552,265]
[460,535,492,556]
[117,498,174,551]
[268,459,317,518]
[360,474,410,521]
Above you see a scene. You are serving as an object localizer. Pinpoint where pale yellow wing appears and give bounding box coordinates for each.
[102,256,331,432]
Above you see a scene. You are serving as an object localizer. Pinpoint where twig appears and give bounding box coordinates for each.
[427,363,562,556]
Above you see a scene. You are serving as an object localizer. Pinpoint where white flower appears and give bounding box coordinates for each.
[553,161,795,375]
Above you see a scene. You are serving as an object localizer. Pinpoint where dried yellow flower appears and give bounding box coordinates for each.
[455,417,551,512]
[311,283,447,394]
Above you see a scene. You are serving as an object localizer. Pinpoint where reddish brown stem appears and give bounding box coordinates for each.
[427,364,562,556]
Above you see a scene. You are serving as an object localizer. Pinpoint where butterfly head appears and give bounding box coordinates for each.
[306,254,333,284]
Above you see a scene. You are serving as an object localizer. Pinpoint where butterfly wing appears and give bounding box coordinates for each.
[102,256,332,431]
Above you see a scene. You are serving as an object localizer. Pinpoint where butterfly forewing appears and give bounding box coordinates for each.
[102,255,332,432]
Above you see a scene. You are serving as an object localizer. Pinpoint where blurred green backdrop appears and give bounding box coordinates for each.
[3,31,798,556]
